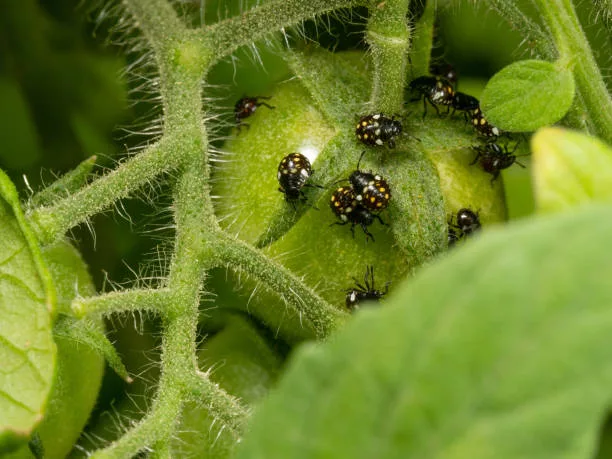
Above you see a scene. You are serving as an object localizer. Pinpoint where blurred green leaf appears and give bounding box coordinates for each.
[237,204,612,459]
[531,127,612,213]
[0,171,56,453]
[481,60,575,132]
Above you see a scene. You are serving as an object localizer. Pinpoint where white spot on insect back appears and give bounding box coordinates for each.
[373,114,381,119]
[492,127,500,136]
[375,139,383,145]
[300,168,309,178]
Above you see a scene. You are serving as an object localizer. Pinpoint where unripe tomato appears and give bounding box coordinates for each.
[211,48,506,342]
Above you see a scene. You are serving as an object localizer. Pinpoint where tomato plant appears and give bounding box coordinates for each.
[0,0,611,457]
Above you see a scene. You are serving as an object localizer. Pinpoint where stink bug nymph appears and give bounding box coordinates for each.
[455,208,481,236]
[234,96,275,130]
[408,76,455,118]
[348,152,392,212]
[355,113,402,148]
[450,92,479,120]
[471,106,503,138]
[430,61,458,88]
[330,186,386,242]
[277,153,312,202]
[471,142,525,184]
[345,265,389,310]
[448,208,481,246]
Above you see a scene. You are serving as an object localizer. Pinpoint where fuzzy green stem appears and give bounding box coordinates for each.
[485,0,555,59]
[594,0,612,30]
[123,0,186,52]
[409,0,436,78]
[149,444,172,459]
[90,313,195,459]
[87,0,225,455]
[71,288,173,318]
[532,0,612,143]
[202,0,368,63]
[366,0,412,113]
[187,370,248,436]
[214,234,348,339]
[28,138,183,245]
[29,156,97,208]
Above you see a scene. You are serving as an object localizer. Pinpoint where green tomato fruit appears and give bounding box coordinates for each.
[212,47,506,342]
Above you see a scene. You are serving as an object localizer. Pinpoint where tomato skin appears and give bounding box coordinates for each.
[210,50,506,343]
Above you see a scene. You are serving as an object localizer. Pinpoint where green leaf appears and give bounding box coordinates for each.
[480,60,575,132]
[531,127,612,213]
[237,204,612,459]
[0,172,56,452]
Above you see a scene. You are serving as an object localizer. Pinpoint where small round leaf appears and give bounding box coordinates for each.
[480,60,575,132]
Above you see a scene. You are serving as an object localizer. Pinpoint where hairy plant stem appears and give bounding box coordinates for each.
[366,0,412,113]
[484,0,555,59]
[71,288,173,318]
[28,138,181,245]
[29,156,97,208]
[86,0,246,456]
[214,234,348,339]
[532,0,612,143]
[409,0,435,78]
[187,370,247,436]
[201,0,368,63]
[91,313,194,458]
[123,0,185,52]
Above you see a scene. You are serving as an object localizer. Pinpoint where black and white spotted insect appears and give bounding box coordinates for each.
[277,152,319,204]
[408,76,455,118]
[330,186,386,242]
[471,142,525,184]
[430,61,458,88]
[345,265,389,310]
[450,92,480,120]
[471,106,504,138]
[234,96,275,130]
[355,113,403,148]
[348,151,392,212]
[455,208,481,235]
[448,208,481,247]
